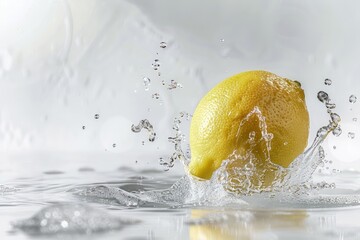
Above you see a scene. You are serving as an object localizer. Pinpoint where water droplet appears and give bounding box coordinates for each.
[82,126,86,130]
[220,38,225,42]
[160,42,167,48]
[324,78,332,86]
[317,91,329,103]
[330,113,341,124]
[333,145,337,150]
[152,62,160,71]
[94,114,100,119]
[112,143,116,148]
[332,126,342,136]
[143,77,150,91]
[152,93,160,99]
[349,95,357,103]
[348,132,355,139]
[353,117,358,122]
[61,220,69,228]
[168,80,182,90]
[325,102,336,109]
[319,146,325,160]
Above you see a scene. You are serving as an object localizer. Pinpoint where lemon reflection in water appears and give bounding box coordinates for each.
[189,209,308,240]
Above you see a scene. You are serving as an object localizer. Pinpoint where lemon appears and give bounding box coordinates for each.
[189,70,309,181]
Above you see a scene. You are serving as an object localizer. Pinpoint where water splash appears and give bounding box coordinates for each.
[13,203,139,235]
[131,119,156,142]
[160,113,192,171]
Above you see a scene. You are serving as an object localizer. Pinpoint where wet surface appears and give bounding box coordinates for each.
[1,154,360,240]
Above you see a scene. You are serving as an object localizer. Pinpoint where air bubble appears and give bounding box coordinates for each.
[248,131,256,141]
[349,95,357,103]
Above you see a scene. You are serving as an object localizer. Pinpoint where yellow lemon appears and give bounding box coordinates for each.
[189,70,309,182]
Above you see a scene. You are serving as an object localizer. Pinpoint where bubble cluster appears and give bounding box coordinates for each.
[13,203,139,235]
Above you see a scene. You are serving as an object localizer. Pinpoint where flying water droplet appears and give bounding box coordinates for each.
[324,78,332,86]
[152,60,160,71]
[160,42,167,48]
[152,93,160,99]
[94,114,100,119]
[317,91,329,103]
[349,95,357,103]
[168,80,183,90]
[330,113,341,124]
[348,132,355,139]
[143,77,151,91]
[325,102,336,109]
[332,126,342,137]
